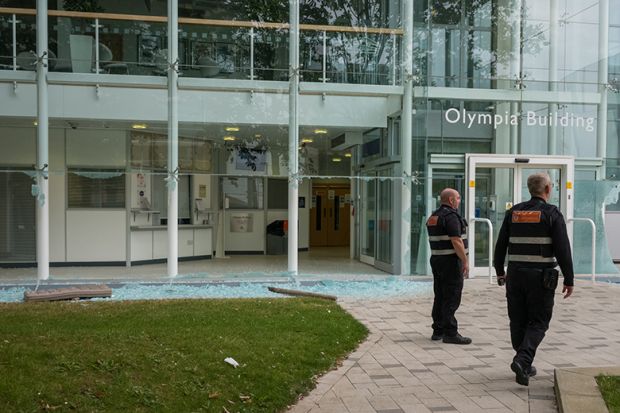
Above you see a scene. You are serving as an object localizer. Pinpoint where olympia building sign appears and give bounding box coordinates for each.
[444,108,595,132]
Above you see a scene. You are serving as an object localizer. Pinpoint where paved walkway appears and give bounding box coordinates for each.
[289,278,620,413]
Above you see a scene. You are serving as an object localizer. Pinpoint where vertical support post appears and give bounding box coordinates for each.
[94,18,100,74]
[11,14,17,70]
[400,0,413,275]
[391,33,397,85]
[322,30,327,83]
[596,0,609,179]
[36,0,49,281]
[510,0,521,154]
[167,0,179,278]
[548,0,558,155]
[287,0,300,276]
[250,27,254,80]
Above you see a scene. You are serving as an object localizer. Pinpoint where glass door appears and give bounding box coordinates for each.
[359,172,376,265]
[465,154,574,278]
[473,168,514,268]
[375,168,393,271]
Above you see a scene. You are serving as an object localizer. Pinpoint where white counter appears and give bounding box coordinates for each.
[130,225,213,263]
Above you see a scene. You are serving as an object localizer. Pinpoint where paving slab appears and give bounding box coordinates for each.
[289,279,620,413]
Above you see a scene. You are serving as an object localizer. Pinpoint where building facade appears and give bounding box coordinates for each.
[0,0,619,280]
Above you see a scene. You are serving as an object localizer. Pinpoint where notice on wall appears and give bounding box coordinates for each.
[230,214,253,233]
[328,190,335,200]
[344,193,351,204]
[198,184,207,198]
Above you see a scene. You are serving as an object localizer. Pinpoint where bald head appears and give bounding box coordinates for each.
[440,188,461,209]
[527,172,552,199]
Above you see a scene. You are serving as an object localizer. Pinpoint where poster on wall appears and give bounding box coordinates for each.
[227,147,269,175]
[230,214,253,233]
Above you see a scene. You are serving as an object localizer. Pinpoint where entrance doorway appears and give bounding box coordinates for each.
[425,154,575,278]
[309,184,351,247]
[465,154,574,277]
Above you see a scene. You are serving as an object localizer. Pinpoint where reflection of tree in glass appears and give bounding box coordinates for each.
[414,0,545,86]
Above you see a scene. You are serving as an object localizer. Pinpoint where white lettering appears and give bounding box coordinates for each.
[494,114,503,129]
[510,115,518,125]
[467,112,477,128]
[526,111,537,126]
[586,117,594,132]
[445,107,460,124]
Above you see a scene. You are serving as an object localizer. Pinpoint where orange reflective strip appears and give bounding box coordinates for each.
[427,216,439,226]
[512,211,541,223]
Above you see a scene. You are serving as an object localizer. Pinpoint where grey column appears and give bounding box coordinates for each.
[400,0,413,275]
[288,0,300,275]
[167,0,179,277]
[548,0,558,155]
[597,0,609,179]
[36,0,49,280]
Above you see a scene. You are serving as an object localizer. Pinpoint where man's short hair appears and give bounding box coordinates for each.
[527,173,551,196]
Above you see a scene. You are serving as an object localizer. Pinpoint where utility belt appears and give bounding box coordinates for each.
[511,266,559,290]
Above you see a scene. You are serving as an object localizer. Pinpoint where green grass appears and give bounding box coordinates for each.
[0,298,368,412]
[597,375,620,413]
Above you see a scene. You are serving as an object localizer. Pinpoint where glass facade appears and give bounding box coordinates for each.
[0,0,619,281]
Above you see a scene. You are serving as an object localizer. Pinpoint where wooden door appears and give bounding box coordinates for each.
[310,186,351,247]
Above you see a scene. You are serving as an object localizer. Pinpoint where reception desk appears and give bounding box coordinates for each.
[130,224,213,264]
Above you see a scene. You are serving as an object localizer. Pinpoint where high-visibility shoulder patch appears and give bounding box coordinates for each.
[427,216,439,226]
[512,210,541,223]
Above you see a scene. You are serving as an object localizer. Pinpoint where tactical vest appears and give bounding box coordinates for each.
[426,205,468,256]
[507,200,557,267]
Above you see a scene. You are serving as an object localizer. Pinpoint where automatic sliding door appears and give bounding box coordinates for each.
[375,170,393,269]
[360,173,375,263]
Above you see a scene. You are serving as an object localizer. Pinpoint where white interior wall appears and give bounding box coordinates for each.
[66,128,127,167]
[66,210,126,261]
[49,129,66,262]
[0,126,35,165]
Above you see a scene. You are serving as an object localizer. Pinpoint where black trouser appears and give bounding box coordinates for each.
[430,255,464,337]
[506,267,555,368]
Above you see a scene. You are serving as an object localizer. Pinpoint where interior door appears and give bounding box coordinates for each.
[310,186,351,247]
[310,187,328,246]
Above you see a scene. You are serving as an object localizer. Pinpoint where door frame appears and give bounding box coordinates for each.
[465,154,575,277]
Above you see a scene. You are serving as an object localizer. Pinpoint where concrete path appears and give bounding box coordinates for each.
[289,278,620,413]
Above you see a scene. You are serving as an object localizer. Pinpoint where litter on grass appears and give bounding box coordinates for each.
[224,357,240,368]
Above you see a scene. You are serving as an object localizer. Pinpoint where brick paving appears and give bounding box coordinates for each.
[289,279,620,413]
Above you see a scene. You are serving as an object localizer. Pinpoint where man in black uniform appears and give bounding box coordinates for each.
[494,172,574,386]
[426,188,471,345]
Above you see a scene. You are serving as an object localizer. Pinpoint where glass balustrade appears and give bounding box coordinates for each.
[0,8,402,86]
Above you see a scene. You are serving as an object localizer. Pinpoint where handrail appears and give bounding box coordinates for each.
[0,7,404,35]
[568,217,596,282]
[470,217,494,284]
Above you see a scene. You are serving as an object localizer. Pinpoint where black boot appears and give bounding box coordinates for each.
[511,360,529,386]
[442,333,472,345]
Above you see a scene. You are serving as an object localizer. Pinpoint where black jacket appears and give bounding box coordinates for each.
[494,197,574,286]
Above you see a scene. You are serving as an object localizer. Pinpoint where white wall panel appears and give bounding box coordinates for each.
[49,130,66,262]
[0,83,37,117]
[48,85,168,120]
[0,127,35,165]
[66,129,127,167]
[2,84,391,129]
[66,210,126,261]
[225,210,265,252]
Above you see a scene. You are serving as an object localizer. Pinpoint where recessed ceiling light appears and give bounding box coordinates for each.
[132,123,148,129]
[344,153,352,158]
[33,120,38,126]
[332,157,342,162]
[301,138,313,143]
[314,128,328,134]
[225,126,239,132]
[223,136,236,141]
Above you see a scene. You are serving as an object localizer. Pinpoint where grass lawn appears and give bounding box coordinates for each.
[0,298,368,412]
[597,375,620,413]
